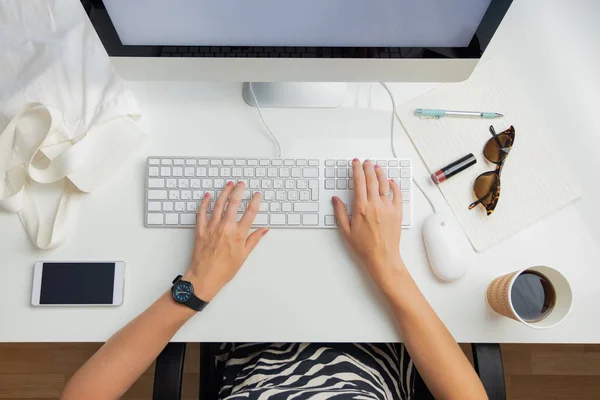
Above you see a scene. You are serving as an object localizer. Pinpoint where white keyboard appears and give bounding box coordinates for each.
[145,157,412,228]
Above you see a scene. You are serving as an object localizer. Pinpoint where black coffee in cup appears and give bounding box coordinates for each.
[510,271,556,322]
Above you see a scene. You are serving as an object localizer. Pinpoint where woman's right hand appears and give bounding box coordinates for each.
[332,159,407,293]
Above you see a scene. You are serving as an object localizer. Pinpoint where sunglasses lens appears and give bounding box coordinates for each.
[484,133,513,164]
[472,172,500,214]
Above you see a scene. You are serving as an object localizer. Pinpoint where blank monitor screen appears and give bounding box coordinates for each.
[103,0,492,48]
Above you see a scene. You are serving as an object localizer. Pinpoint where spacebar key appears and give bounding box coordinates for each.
[293,203,318,212]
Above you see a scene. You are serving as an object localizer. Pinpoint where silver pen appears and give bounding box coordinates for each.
[416,108,504,119]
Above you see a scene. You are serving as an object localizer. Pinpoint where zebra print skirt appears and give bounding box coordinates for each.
[216,343,415,400]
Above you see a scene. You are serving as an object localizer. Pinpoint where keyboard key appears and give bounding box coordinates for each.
[349,180,355,190]
[248,159,258,166]
[388,168,399,178]
[149,158,160,165]
[181,213,196,225]
[208,167,219,177]
[160,167,171,176]
[256,167,266,177]
[191,179,201,188]
[259,203,269,213]
[179,179,189,188]
[272,159,283,166]
[303,168,319,178]
[148,202,162,211]
[291,167,302,178]
[187,202,197,212]
[259,159,270,166]
[165,213,179,225]
[294,202,318,212]
[163,202,174,211]
[377,160,387,166]
[308,159,319,166]
[401,168,410,178]
[148,190,168,200]
[174,159,185,165]
[276,191,286,201]
[235,160,246,166]
[223,159,234,166]
[299,190,311,201]
[274,179,284,189]
[175,202,185,211]
[193,191,203,200]
[148,178,165,188]
[270,203,281,212]
[202,179,213,188]
[287,191,298,201]
[147,213,164,225]
[181,190,192,200]
[198,159,209,165]
[285,179,295,189]
[325,168,335,178]
[186,159,197,165]
[337,160,347,167]
[325,180,335,190]
[253,214,269,225]
[401,160,410,167]
[220,167,231,176]
[270,214,286,225]
[249,179,260,189]
[288,214,301,226]
[244,167,254,177]
[267,167,278,177]
[264,191,275,200]
[302,214,319,226]
[214,179,225,189]
[325,160,335,166]
[337,168,347,178]
[284,159,295,166]
[325,215,335,226]
[261,180,273,189]
[400,179,411,190]
[161,159,172,165]
[297,159,307,166]
[173,167,183,177]
[282,202,292,212]
[402,208,411,226]
[336,180,347,190]
[389,160,398,167]
[309,180,319,200]
[185,167,195,176]
[243,190,251,200]
[149,167,159,176]
[196,167,207,177]
[280,167,290,177]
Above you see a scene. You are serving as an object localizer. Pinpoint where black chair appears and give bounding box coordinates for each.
[153,343,506,400]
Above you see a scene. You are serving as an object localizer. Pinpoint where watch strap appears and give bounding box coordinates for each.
[186,295,209,312]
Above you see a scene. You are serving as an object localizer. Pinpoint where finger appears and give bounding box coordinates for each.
[211,181,235,223]
[223,182,245,222]
[363,160,380,201]
[332,196,351,237]
[352,158,367,205]
[239,192,262,231]
[375,164,390,199]
[245,228,268,252]
[390,179,403,209]
[197,192,211,231]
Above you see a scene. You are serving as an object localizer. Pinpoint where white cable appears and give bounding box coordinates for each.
[249,82,282,158]
[379,82,437,213]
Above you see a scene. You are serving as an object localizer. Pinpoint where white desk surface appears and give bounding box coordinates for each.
[1,0,600,343]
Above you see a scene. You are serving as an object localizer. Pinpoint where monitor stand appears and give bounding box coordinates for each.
[242,82,347,108]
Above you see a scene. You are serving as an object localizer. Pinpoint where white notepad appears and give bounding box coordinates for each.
[396,61,581,252]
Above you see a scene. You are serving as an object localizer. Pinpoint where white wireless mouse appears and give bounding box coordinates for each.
[422,212,469,281]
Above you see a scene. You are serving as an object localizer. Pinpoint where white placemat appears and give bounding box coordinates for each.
[396,61,581,252]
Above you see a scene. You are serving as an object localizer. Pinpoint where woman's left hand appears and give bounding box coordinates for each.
[184,182,268,301]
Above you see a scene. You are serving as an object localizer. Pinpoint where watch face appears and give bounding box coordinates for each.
[172,281,193,303]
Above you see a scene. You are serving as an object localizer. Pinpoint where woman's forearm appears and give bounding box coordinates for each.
[384,263,487,400]
[61,292,195,400]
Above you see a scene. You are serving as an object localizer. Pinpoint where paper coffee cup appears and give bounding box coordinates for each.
[486,266,573,329]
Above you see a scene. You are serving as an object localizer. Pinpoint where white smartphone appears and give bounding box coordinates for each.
[31,261,125,306]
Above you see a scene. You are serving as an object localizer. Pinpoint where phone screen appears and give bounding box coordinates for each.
[40,263,116,305]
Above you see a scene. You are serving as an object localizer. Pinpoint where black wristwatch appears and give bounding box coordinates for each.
[171,275,209,312]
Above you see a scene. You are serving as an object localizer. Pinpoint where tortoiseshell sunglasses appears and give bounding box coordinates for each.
[468,125,515,215]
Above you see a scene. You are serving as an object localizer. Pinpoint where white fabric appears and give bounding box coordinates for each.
[396,61,581,252]
[0,0,147,249]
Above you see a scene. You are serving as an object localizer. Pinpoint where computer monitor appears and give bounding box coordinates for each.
[83,0,512,107]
